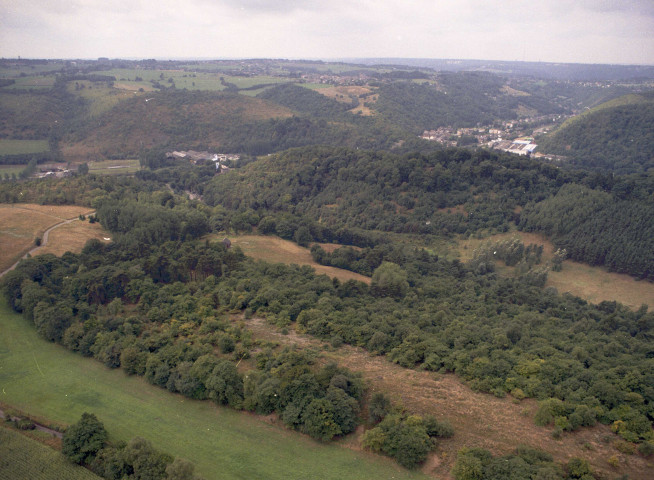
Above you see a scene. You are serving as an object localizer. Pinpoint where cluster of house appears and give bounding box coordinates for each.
[420,124,513,147]
[37,167,73,178]
[166,150,240,173]
[491,137,538,156]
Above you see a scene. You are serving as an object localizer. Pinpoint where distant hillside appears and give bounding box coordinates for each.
[538,92,654,173]
[373,73,567,131]
[257,84,356,118]
[61,89,415,159]
[61,90,295,160]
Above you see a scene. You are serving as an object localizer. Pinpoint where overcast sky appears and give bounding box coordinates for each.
[1,0,653,64]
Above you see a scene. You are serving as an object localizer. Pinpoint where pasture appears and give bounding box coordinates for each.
[224,235,371,284]
[0,204,96,273]
[0,300,427,480]
[456,231,654,310]
[0,426,100,480]
[0,139,49,156]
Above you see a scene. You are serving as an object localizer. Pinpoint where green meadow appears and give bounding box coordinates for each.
[0,300,427,480]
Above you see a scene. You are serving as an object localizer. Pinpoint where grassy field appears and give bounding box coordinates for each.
[0,139,49,156]
[0,426,101,480]
[37,220,109,257]
[223,235,371,284]
[0,300,427,480]
[457,231,654,310]
[0,204,96,272]
[87,159,141,175]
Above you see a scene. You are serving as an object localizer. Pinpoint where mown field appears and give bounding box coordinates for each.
[224,235,372,284]
[456,230,654,310]
[0,426,101,480]
[0,300,427,480]
[0,204,96,273]
[0,139,49,156]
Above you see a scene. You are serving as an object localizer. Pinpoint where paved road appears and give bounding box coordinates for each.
[0,210,95,279]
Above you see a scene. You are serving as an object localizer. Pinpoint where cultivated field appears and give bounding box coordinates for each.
[0,139,49,156]
[0,426,100,480]
[457,231,654,310]
[88,159,141,175]
[224,235,371,284]
[242,317,653,480]
[0,301,427,480]
[0,204,97,273]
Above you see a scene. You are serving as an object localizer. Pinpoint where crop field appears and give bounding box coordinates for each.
[0,139,49,156]
[88,158,141,175]
[92,68,229,91]
[0,300,427,480]
[456,230,654,310]
[224,235,372,284]
[0,204,96,273]
[0,426,100,480]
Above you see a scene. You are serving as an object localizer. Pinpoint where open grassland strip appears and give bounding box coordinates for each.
[0,426,101,480]
[456,230,654,310]
[0,139,49,156]
[0,301,428,480]
[224,235,371,284]
[241,317,653,480]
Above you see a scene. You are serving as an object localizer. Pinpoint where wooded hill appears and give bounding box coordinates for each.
[537,92,654,174]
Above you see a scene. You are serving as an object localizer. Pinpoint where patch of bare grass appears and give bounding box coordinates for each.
[220,235,371,284]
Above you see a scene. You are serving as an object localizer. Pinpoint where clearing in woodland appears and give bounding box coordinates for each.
[457,230,654,310]
[0,300,427,480]
[223,235,371,284]
[0,204,97,273]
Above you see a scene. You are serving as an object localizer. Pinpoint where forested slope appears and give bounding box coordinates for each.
[537,93,654,173]
[519,184,654,280]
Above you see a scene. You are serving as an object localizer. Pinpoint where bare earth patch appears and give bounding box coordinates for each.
[0,204,96,272]
[224,235,371,284]
[457,231,654,310]
[242,317,653,480]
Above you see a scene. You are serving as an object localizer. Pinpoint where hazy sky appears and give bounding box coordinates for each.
[1,0,653,64]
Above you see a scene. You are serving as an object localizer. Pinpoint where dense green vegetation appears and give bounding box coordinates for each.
[373,72,567,132]
[519,184,654,280]
[538,92,654,173]
[451,447,594,480]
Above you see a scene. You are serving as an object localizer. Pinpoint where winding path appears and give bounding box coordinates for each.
[0,210,95,279]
